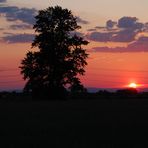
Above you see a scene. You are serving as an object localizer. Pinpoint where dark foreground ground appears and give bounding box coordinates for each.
[0,99,148,147]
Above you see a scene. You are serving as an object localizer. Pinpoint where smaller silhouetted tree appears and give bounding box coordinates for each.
[20,6,89,99]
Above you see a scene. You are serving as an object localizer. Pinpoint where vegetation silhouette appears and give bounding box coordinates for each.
[116,88,138,95]
[20,6,89,99]
[0,88,148,101]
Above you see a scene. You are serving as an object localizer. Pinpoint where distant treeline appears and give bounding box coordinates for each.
[69,88,148,100]
[0,88,148,101]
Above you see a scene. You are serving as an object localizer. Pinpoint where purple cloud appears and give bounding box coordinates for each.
[95,26,106,29]
[87,32,114,42]
[106,20,117,28]
[10,24,32,30]
[92,36,148,52]
[87,29,97,32]
[0,6,37,25]
[87,16,145,43]
[87,29,137,43]
[118,17,138,28]
[0,0,6,2]
[112,29,137,42]
[2,33,35,43]
[76,17,89,25]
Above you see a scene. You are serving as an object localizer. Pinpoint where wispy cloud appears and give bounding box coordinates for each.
[2,33,34,43]
[87,32,114,42]
[92,36,148,52]
[9,24,32,30]
[76,16,89,25]
[0,6,37,26]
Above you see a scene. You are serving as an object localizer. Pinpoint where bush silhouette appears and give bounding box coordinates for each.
[116,88,138,95]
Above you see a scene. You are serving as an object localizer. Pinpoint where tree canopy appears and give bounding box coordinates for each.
[20,6,89,98]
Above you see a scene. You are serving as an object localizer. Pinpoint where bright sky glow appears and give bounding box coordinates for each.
[129,83,137,88]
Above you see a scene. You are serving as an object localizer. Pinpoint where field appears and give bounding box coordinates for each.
[0,99,148,147]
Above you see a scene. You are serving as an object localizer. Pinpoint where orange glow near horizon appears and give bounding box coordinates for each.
[80,52,148,89]
[0,42,148,90]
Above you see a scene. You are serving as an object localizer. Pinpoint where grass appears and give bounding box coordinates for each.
[0,99,148,147]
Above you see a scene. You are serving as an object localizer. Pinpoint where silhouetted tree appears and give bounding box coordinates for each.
[20,6,89,99]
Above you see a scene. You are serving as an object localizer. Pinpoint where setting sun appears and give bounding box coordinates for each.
[128,83,137,88]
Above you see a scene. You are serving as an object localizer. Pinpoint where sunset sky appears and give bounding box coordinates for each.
[1,0,148,90]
